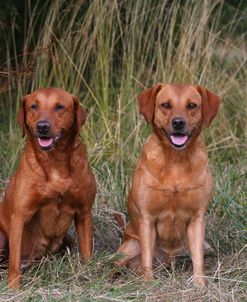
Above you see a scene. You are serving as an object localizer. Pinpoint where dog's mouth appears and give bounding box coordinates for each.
[161,129,194,150]
[37,133,62,151]
[170,134,188,149]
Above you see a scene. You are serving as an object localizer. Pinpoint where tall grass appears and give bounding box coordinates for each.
[0,0,246,300]
[1,0,246,169]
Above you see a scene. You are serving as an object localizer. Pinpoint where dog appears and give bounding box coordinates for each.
[116,83,220,287]
[0,88,96,289]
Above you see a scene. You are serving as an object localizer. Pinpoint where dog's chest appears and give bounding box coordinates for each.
[50,169,72,193]
[142,157,211,212]
[153,182,203,253]
[38,168,75,198]
[38,200,76,239]
[141,165,210,253]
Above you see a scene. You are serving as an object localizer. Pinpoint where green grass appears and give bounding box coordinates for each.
[0,0,246,300]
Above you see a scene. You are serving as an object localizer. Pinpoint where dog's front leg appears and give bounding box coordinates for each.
[139,216,156,281]
[75,210,93,262]
[8,214,25,289]
[187,214,206,287]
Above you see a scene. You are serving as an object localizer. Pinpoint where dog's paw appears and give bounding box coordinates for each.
[142,267,154,282]
[192,275,206,288]
[8,276,21,290]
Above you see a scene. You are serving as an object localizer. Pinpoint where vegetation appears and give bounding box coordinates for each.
[0,0,246,300]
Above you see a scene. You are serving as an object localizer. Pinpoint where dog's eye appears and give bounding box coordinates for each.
[30,104,39,110]
[55,104,65,111]
[187,103,197,110]
[161,102,171,109]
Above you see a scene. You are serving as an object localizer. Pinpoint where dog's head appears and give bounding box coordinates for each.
[17,88,86,151]
[138,83,220,150]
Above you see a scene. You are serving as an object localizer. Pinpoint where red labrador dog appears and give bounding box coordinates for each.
[116,83,220,287]
[0,88,96,289]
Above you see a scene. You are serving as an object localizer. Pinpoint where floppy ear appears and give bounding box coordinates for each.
[137,83,163,123]
[196,86,221,128]
[72,96,87,135]
[17,97,27,137]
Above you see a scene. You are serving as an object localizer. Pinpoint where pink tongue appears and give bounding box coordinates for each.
[170,135,188,146]
[38,138,53,147]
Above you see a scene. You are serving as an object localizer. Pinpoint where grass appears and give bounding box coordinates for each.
[0,0,246,300]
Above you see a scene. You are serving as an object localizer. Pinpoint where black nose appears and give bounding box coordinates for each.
[36,121,50,135]
[172,117,186,130]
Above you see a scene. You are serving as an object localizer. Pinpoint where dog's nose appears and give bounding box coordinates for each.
[36,121,50,135]
[172,117,186,130]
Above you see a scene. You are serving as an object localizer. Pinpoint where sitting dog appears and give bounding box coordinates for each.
[0,88,96,288]
[116,83,220,287]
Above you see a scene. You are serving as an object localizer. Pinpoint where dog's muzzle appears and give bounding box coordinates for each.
[35,121,62,151]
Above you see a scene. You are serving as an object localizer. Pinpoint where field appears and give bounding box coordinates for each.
[0,1,246,301]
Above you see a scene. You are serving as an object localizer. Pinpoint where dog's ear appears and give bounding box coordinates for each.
[72,96,87,135]
[17,96,27,137]
[196,86,221,128]
[138,83,163,123]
